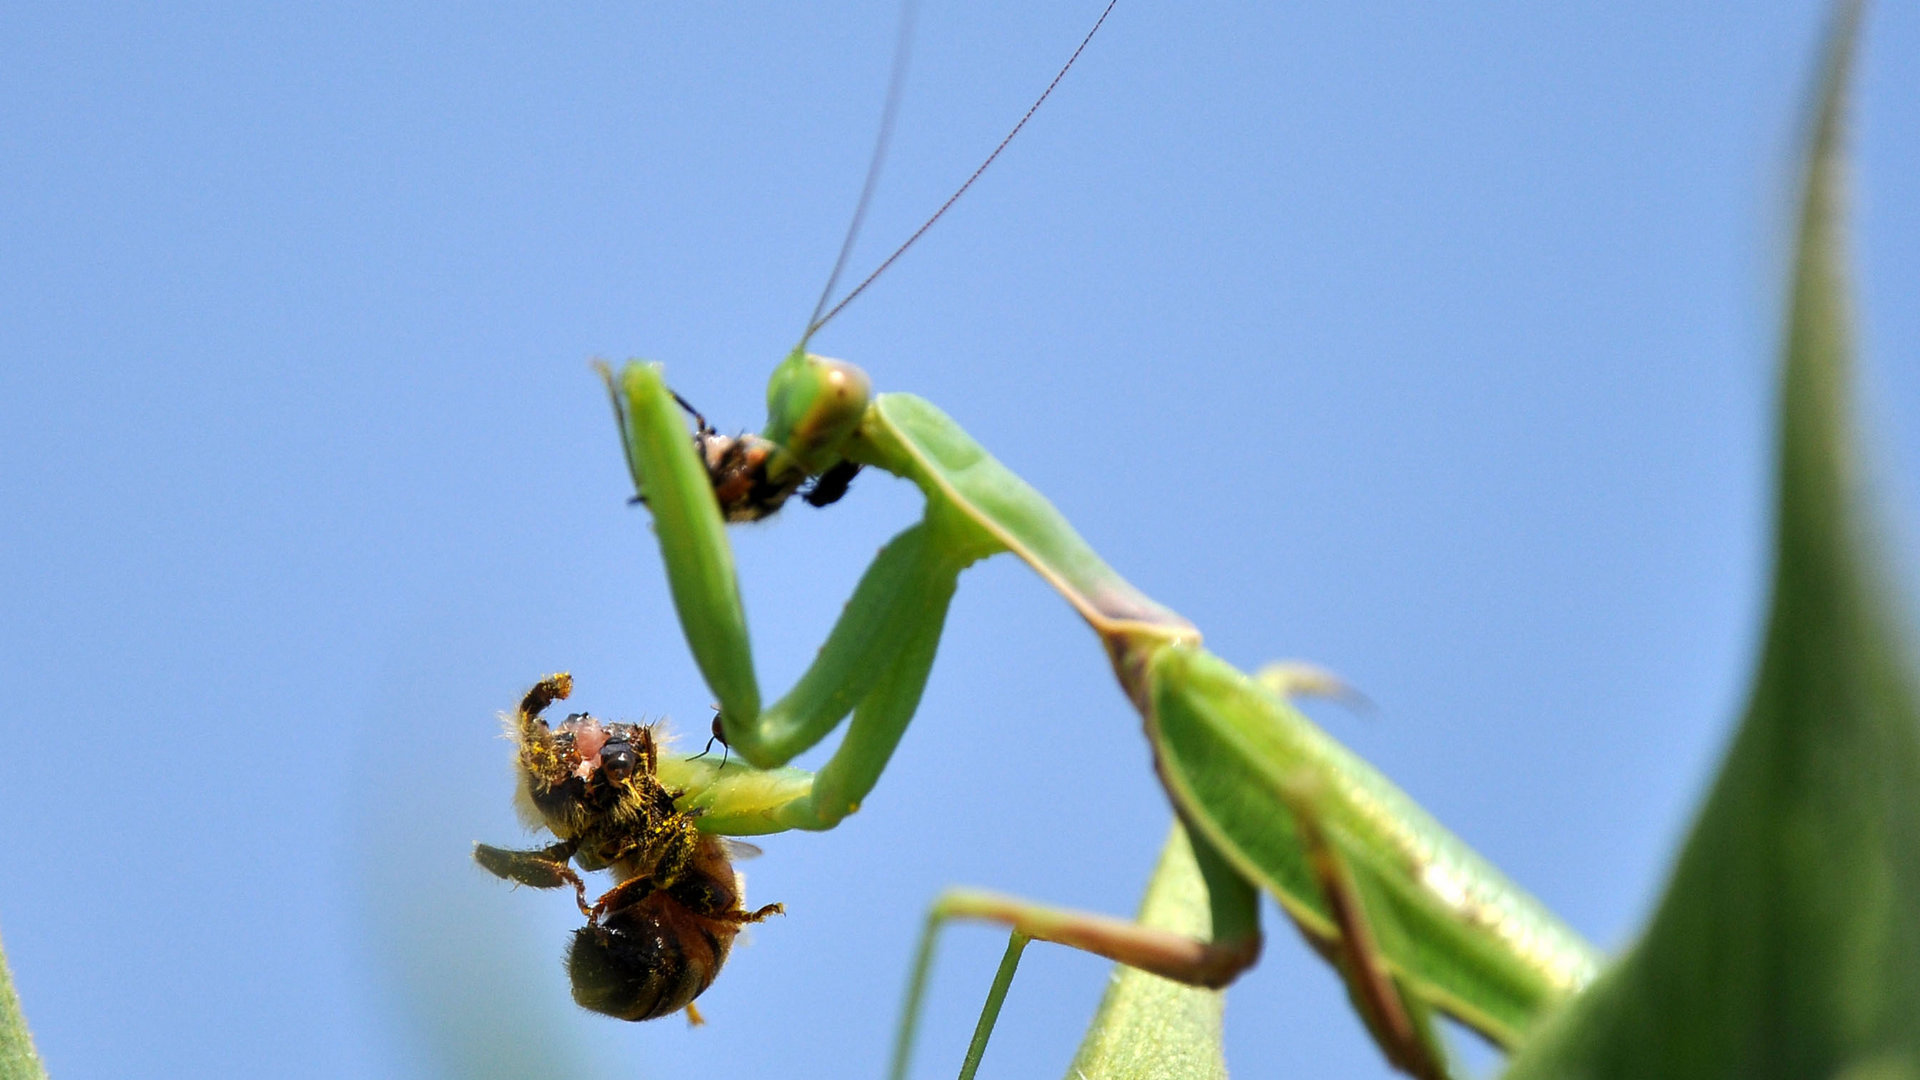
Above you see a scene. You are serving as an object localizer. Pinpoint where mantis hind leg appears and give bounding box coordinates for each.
[888,824,1253,1080]
[1276,775,1453,1080]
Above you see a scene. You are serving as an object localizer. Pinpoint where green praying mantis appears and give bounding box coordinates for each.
[482,7,1610,1076]
[592,336,1602,1078]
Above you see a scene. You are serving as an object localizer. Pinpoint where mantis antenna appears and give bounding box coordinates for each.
[801,0,1120,346]
[802,0,920,343]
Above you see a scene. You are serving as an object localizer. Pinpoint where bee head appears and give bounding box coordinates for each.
[599,738,638,783]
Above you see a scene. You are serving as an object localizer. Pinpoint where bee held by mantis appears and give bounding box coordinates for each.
[480,4,1605,1076]
[473,673,787,1025]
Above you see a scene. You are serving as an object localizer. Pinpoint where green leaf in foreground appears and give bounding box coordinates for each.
[0,927,47,1080]
[1065,824,1227,1080]
[1504,4,1920,1077]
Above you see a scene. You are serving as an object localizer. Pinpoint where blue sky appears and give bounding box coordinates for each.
[2,3,1916,1078]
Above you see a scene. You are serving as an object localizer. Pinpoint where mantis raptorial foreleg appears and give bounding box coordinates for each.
[601,362,984,832]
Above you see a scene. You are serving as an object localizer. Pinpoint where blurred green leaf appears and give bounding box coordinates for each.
[1504,4,1920,1077]
[0,927,47,1080]
[1065,824,1227,1080]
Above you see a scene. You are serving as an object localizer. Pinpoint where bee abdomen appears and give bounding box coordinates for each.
[566,898,731,1022]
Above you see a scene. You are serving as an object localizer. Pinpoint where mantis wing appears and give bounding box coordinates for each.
[1148,645,1598,1046]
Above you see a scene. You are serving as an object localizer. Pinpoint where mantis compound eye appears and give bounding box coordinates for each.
[763,351,872,476]
[600,740,637,783]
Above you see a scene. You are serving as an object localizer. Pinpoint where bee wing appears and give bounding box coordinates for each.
[719,839,764,861]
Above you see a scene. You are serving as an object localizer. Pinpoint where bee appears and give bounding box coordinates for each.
[474,673,782,1022]
[672,390,865,523]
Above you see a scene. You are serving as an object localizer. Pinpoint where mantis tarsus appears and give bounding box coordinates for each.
[496,4,1606,1075]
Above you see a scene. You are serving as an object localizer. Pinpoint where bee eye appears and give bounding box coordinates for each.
[600,742,637,782]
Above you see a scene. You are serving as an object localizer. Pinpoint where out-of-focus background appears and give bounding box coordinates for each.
[2,3,1916,1077]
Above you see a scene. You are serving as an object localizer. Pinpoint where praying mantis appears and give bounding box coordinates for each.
[518,6,1608,1076]
[594,335,1603,1076]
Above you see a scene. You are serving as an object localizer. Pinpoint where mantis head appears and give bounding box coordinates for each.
[763,348,871,476]
[697,348,871,522]
[602,351,873,524]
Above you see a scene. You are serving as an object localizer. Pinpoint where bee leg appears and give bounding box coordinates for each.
[636,724,660,775]
[518,673,574,720]
[801,459,862,508]
[512,674,577,791]
[645,821,704,893]
[741,895,787,922]
[473,841,592,918]
[699,901,784,926]
[683,1002,707,1027]
[667,388,714,437]
[588,875,658,923]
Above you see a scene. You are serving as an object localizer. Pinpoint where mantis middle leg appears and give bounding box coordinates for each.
[892,807,1451,1080]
